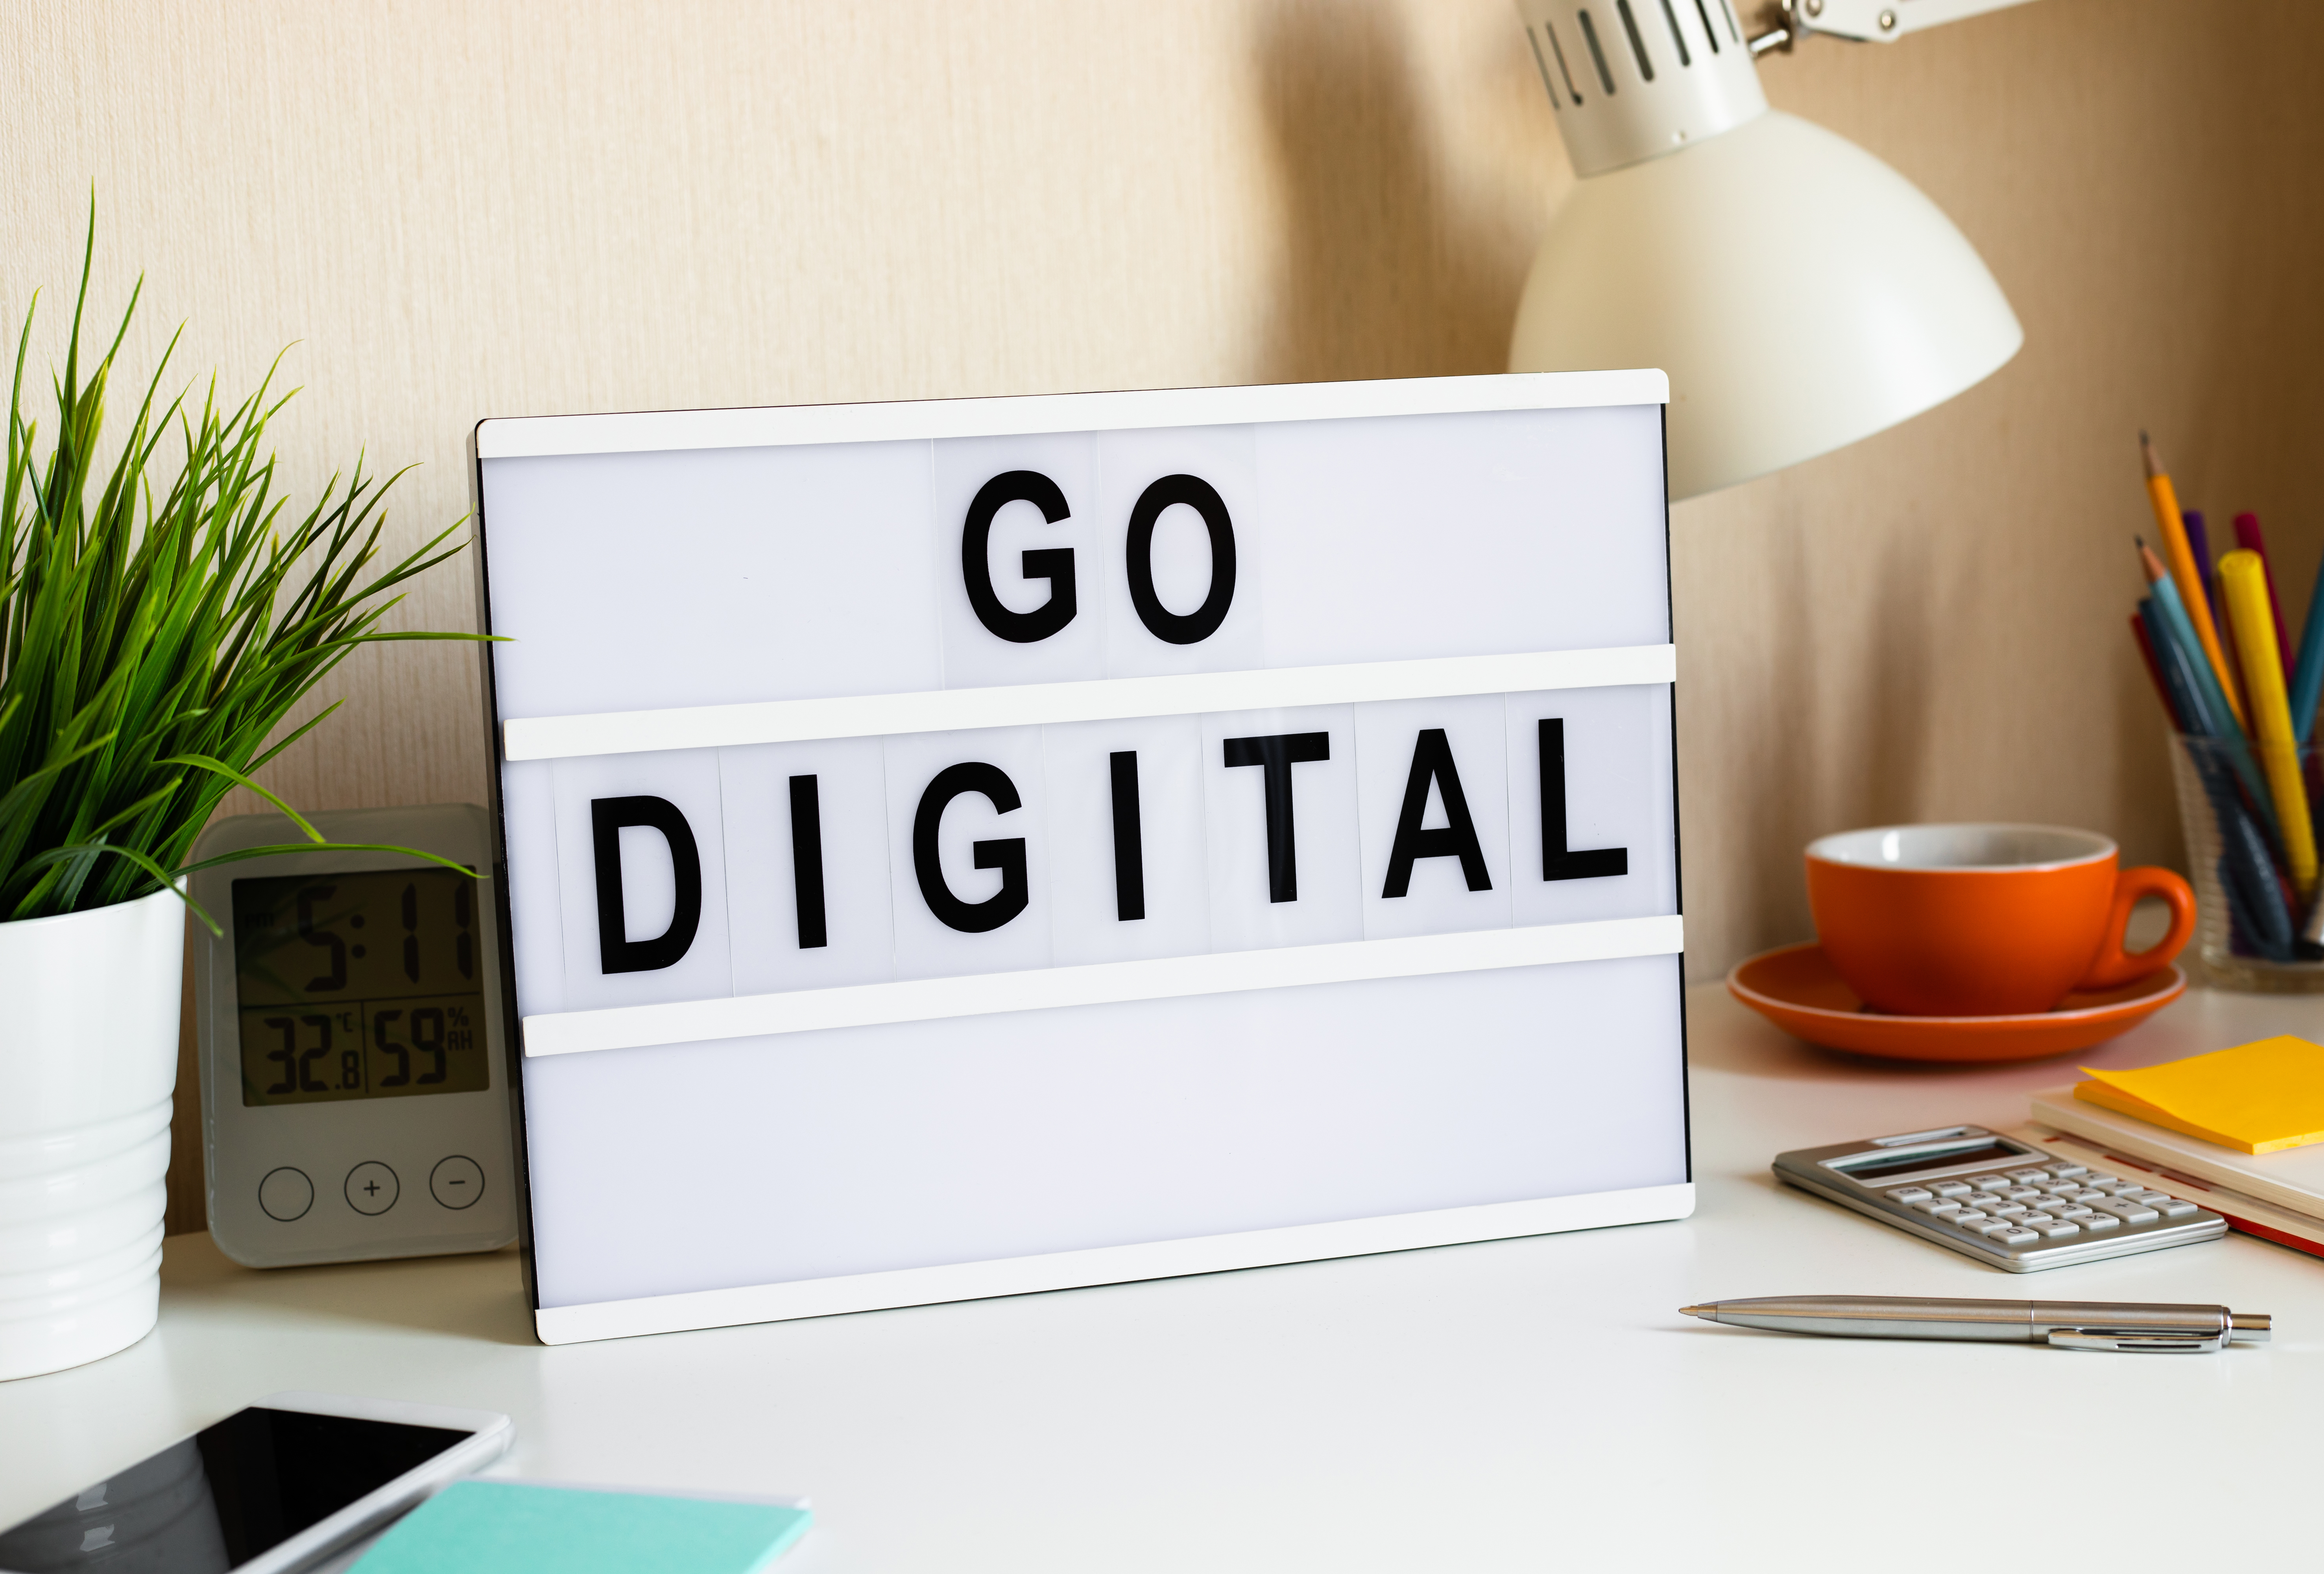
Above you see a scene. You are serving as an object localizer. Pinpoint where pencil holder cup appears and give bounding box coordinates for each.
[2169,732,2324,991]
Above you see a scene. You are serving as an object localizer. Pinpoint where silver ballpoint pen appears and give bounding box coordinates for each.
[1681,1295,2272,1353]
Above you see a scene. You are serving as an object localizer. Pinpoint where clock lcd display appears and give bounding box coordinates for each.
[232,868,491,1107]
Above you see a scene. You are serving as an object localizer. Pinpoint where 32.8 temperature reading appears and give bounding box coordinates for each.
[231,866,489,1107]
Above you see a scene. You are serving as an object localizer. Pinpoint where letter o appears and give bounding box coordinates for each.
[1125,474,1236,645]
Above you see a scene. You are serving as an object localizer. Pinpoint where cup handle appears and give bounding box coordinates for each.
[2076,865,2197,990]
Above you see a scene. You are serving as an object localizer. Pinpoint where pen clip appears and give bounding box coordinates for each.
[2047,1328,2225,1354]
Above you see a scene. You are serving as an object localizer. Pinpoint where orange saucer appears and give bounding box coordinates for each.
[1726,942,2185,1062]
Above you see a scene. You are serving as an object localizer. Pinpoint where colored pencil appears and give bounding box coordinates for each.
[2142,597,2296,959]
[2214,556,2245,704]
[2221,549,2317,899]
[2143,433,2245,728]
[2130,611,2182,731]
[2142,591,2219,735]
[2139,540,2275,832]
[2227,802,2298,960]
[2184,510,2222,632]
[2232,512,2294,684]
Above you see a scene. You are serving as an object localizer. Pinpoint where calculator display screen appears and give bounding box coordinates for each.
[1833,1141,2027,1181]
[232,867,490,1107]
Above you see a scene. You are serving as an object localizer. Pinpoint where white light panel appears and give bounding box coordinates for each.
[473,373,1689,1345]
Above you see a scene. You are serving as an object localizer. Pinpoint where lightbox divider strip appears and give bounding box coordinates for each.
[520,913,1684,1057]
[475,369,1671,460]
[502,644,1676,762]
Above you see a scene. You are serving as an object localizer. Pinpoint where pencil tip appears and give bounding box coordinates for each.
[1679,1305,1712,1320]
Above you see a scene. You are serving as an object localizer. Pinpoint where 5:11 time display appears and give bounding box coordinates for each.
[232,866,491,1107]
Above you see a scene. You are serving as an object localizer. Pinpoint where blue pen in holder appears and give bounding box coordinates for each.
[2169,732,2324,989]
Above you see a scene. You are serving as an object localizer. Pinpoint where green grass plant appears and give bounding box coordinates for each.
[1,211,487,927]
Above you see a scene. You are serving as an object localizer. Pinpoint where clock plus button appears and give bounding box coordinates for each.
[429,1155,485,1210]
[344,1161,399,1216]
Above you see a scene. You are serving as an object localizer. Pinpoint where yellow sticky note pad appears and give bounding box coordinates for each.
[2076,1035,2324,1154]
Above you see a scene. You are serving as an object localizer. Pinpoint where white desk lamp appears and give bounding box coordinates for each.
[1510,0,2036,499]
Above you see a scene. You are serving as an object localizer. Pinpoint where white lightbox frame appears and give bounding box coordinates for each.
[470,371,1689,1347]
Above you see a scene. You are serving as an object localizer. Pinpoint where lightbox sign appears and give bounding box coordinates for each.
[472,372,1688,1346]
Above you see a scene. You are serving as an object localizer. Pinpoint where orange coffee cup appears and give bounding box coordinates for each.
[1805,824,2195,1017]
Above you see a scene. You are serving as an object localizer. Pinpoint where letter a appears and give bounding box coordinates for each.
[1381,729,1491,898]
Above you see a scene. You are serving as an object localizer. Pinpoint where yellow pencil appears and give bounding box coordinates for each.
[2143,433,2244,729]
[2221,549,2316,899]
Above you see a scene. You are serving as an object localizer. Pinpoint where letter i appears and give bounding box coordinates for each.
[789,775,829,948]
[1109,751,1146,922]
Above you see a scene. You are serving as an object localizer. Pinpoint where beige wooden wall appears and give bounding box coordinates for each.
[4,1,2317,1234]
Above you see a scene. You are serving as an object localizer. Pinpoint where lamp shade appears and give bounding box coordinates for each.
[1508,109,2023,501]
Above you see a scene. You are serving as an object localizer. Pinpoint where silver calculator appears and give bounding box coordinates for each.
[1774,1125,2226,1271]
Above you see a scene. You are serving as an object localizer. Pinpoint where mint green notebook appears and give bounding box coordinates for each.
[353,1480,811,1574]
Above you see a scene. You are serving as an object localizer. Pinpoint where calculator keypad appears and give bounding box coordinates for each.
[1881,1158,2203,1253]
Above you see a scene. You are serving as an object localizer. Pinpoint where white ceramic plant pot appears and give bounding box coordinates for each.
[0,886,184,1380]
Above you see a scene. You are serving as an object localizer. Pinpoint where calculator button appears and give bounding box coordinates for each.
[2044,1163,2088,1179]
[1929,1181,1973,1197]
[1992,1228,2041,1246]
[1967,1175,2012,1190]
[2128,1190,2172,1206]
[2084,1174,2121,1187]
[2099,1180,2145,1195]
[1948,1210,1988,1226]
[2093,1197,2159,1223]
[2152,1198,2200,1217]
[2039,1181,2082,1195]
[2016,1212,2056,1226]
[2066,1189,2107,1203]
[2027,1219,2080,1238]
[1971,1219,2021,1237]
[1990,1204,2031,1218]
[1885,1186,1934,1203]
[2006,1168,2051,1183]
[2054,1205,2095,1219]
[1912,1199,1962,1215]
[1964,1193,2003,1208]
[2078,1212,2122,1230]
[2003,1188,2045,1202]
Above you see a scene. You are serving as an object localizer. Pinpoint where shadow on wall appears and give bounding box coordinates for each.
[1860,521,1938,824]
[1719,505,1941,963]
[1253,0,1530,383]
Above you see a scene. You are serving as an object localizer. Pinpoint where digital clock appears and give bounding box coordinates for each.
[191,804,517,1267]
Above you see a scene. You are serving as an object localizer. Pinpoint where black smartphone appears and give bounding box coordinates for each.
[0,1392,511,1574]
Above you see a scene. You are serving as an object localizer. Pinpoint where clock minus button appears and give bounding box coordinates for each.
[429,1155,485,1210]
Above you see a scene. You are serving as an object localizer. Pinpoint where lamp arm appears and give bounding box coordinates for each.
[1749,0,2038,52]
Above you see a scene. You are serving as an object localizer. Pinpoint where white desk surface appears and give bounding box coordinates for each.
[8,981,2322,1571]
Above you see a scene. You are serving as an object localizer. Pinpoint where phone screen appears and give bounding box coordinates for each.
[0,1407,471,1572]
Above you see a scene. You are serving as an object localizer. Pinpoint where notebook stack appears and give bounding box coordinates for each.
[2021,1035,2324,1261]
